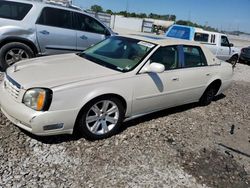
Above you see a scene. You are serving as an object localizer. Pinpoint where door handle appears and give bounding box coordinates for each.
[172,77,179,81]
[39,30,50,35]
[80,35,88,40]
[206,73,211,76]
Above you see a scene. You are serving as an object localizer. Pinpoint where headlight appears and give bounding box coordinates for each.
[23,88,52,111]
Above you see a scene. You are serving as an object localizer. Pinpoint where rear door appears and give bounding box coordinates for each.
[74,12,109,51]
[177,45,212,103]
[36,7,77,55]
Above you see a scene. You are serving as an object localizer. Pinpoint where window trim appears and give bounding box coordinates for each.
[180,45,208,69]
[36,7,74,30]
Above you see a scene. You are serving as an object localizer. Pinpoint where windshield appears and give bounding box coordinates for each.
[79,36,156,72]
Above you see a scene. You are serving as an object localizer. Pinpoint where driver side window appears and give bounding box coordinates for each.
[150,46,179,70]
[221,36,229,47]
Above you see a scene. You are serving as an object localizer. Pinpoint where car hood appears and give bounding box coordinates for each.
[6,53,120,89]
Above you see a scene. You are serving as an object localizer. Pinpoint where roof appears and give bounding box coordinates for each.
[121,34,202,47]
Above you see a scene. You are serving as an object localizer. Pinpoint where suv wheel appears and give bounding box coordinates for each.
[0,42,34,71]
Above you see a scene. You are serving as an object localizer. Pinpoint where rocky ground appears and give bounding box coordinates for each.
[0,64,250,187]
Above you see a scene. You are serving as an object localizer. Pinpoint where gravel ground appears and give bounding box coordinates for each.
[0,63,250,187]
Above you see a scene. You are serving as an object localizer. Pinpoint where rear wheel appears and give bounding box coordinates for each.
[199,86,217,106]
[75,97,125,140]
[0,42,34,71]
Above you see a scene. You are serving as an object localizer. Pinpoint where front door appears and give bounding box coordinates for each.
[132,46,183,115]
[74,13,108,51]
[217,35,231,61]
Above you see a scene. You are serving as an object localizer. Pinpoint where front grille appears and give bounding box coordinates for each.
[4,74,21,99]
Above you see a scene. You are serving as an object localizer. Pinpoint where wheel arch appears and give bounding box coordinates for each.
[0,37,39,55]
[74,93,127,128]
[205,79,222,96]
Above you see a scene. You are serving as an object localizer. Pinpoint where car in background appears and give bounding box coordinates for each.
[239,46,250,64]
[0,0,114,71]
[0,35,233,140]
[166,25,240,66]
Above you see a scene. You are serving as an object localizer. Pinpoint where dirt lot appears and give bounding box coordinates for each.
[0,64,250,188]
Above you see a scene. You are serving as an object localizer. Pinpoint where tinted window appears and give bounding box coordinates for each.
[0,1,32,20]
[167,26,191,40]
[194,33,209,42]
[150,46,179,70]
[221,36,229,47]
[76,13,106,35]
[37,7,72,29]
[183,46,207,67]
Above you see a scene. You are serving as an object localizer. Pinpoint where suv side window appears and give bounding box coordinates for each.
[0,1,32,21]
[150,46,179,70]
[75,13,107,35]
[183,46,207,68]
[37,7,72,29]
[221,36,230,47]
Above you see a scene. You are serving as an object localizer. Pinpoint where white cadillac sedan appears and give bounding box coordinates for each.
[0,35,233,140]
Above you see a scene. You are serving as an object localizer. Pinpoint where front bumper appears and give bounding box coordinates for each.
[0,82,79,136]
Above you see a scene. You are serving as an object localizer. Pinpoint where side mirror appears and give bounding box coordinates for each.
[141,62,165,73]
[229,43,234,47]
[105,28,111,36]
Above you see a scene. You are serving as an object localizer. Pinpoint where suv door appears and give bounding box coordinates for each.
[74,12,110,51]
[36,7,76,55]
[218,35,231,61]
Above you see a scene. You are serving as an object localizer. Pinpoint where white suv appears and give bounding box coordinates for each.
[0,0,114,71]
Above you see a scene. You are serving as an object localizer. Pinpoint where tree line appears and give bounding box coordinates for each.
[90,5,176,21]
[90,5,218,32]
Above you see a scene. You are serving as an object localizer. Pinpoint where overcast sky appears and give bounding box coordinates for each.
[74,0,250,33]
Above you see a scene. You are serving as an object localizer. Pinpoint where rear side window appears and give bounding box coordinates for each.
[183,46,207,68]
[75,13,106,35]
[0,1,32,21]
[194,33,209,42]
[37,7,72,29]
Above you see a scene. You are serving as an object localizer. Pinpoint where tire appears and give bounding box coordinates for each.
[199,86,217,106]
[0,42,34,71]
[228,55,238,67]
[75,97,125,140]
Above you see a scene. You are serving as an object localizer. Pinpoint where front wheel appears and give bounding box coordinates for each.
[228,55,238,67]
[0,42,34,71]
[75,97,125,140]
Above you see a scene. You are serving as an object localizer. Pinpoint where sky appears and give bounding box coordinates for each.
[74,0,250,33]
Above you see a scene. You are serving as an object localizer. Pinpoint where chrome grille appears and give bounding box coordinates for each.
[4,75,21,99]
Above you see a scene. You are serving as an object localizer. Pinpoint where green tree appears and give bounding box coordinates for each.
[106,9,113,14]
[90,5,103,13]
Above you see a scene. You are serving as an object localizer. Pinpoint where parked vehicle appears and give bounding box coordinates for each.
[239,46,250,64]
[166,25,240,66]
[0,35,233,140]
[0,0,114,71]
